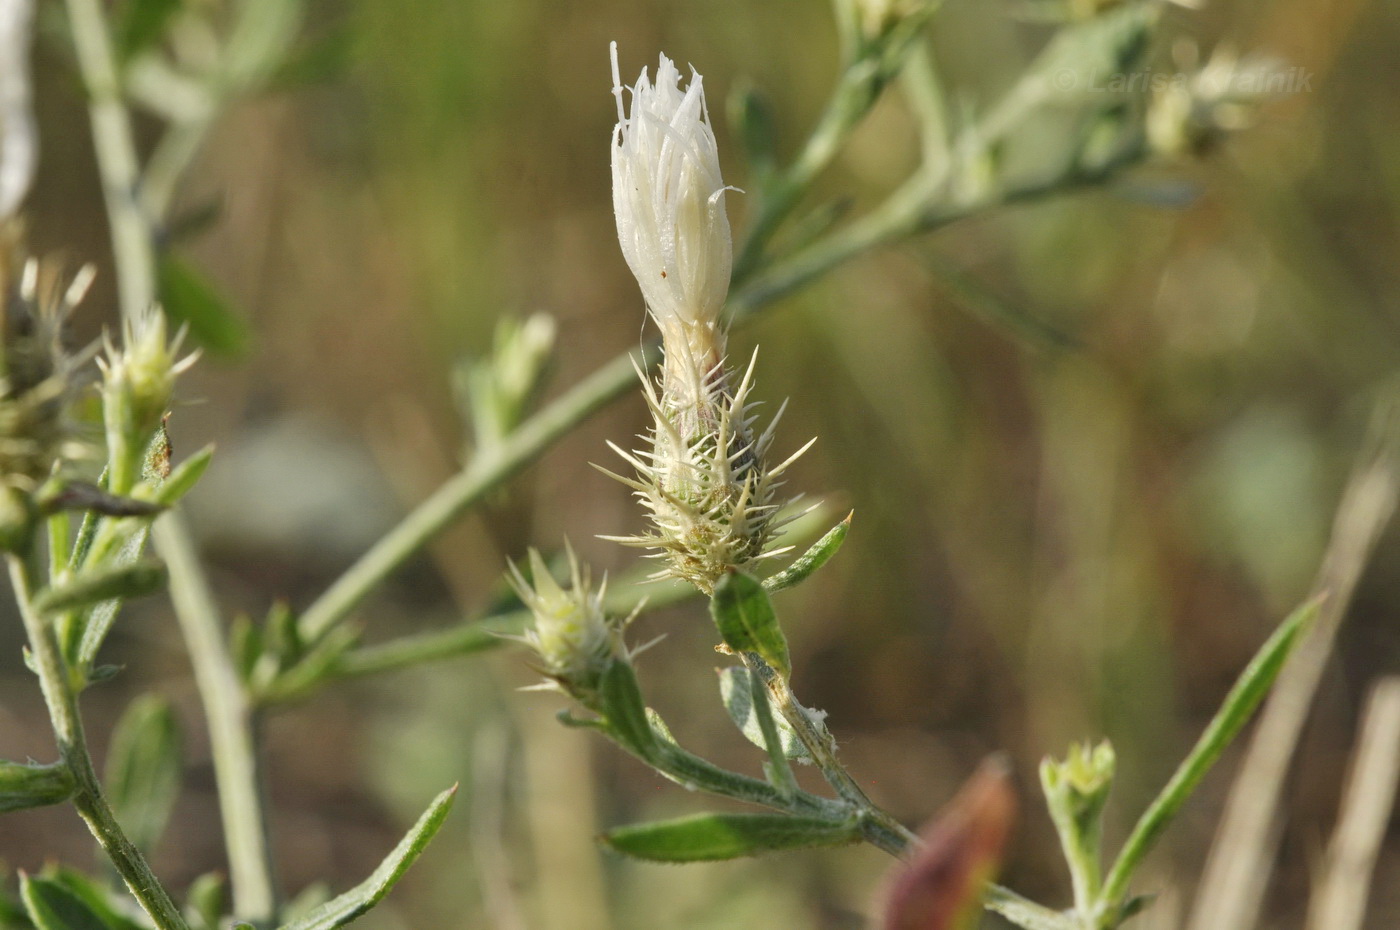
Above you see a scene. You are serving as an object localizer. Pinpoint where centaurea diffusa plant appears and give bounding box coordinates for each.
[6,1,1391,930]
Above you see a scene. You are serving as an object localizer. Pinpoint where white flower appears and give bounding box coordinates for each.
[610,42,733,359]
[0,0,37,222]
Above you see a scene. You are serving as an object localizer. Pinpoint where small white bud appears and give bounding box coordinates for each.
[610,42,733,366]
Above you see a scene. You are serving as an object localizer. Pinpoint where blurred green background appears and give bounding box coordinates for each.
[5,0,1400,927]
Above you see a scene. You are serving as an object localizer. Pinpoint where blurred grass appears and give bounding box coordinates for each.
[4,0,1400,928]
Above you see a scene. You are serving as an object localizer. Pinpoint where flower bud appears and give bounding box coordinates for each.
[0,235,89,488]
[1147,47,1295,158]
[508,546,625,697]
[99,306,196,493]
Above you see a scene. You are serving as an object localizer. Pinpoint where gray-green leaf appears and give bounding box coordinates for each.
[20,875,114,930]
[718,666,810,762]
[105,695,183,854]
[598,660,656,759]
[276,786,456,930]
[603,812,860,862]
[36,561,167,614]
[711,571,791,678]
[0,760,74,813]
[763,513,851,593]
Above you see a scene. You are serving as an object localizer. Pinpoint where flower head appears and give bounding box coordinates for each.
[604,45,811,594]
[0,235,92,487]
[610,42,732,366]
[508,546,628,696]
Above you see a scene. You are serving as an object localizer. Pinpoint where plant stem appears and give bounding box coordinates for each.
[7,554,191,930]
[64,0,156,321]
[295,346,656,645]
[64,0,282,916]
[748,665,799,799]
[621,727,912,857]
[155,514,279,926]
[743,654,920,856]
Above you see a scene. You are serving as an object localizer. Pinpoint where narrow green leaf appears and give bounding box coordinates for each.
[157,255,251,357]
[20,875,114,930]
[598,659,656,758]
[35,561,167,614]
[105,695,183,855]
[0,760,74,813]
[116,0,182,61]
[277,786,457,930]
[150,445,214,507]
[603,812,859,862]
[1101,597,1322,903]
[718,666,809,762]
[711,571,790,678]
[764,513,852,593]
[45,869,145,930]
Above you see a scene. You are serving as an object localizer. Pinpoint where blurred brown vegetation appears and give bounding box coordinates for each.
[4,0,1400,927]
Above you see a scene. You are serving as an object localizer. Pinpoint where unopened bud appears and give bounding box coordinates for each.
[99,306,196,493]
[508,546,626,697]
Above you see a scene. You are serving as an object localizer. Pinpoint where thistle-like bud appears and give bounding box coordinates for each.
[1147,47,1299,158]
[508,546,629,698]
[606,46,811,594]
[0,233,90,489]
[98,306,196,494]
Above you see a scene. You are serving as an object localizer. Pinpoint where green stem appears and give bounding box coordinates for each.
[1098,596,1320,910]
[732,54,884,282]
[743,654,920,855]
[295,346,656,646]
[154,514,279,925]
[64,0,283,915]
[7,554,191,930]
[748,664,799,799]
[620,728,912,857]
[64,0,156,321]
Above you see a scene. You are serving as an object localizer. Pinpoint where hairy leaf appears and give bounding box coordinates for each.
[604,812,860,862]
[711,571,790,677]
[20,876,114,930]
[105,695,183,854]
[718,666,809,762]
[764,513,851,593]
[0,760,74,813]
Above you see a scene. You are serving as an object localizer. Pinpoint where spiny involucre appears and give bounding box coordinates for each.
[508,547,632,698]
[605,44,812,595]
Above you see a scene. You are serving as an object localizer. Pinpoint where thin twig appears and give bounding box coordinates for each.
[1304,676,1400,930]
[7,554,191,930]
[154,514,279,925]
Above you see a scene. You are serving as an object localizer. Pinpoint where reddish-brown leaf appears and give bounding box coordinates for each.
[881,755,1017,930]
